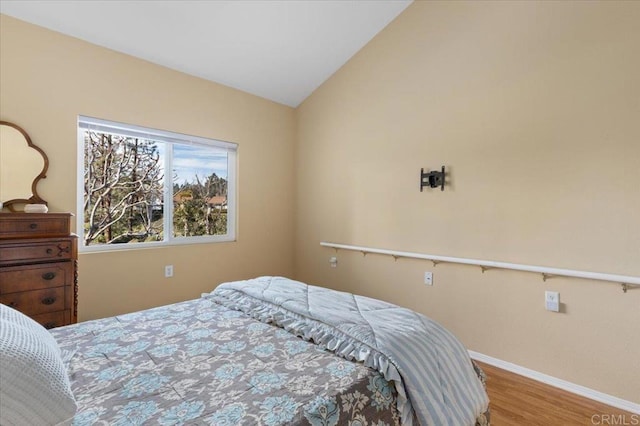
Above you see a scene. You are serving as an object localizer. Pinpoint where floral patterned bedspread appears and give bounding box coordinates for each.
[51,297,400,426]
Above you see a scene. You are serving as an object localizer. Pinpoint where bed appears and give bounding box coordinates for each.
[1,276,490,426]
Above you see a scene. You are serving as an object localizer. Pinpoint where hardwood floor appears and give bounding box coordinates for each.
[476,362,638,426]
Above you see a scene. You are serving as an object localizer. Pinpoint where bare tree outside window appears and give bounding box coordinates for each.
[83,132,164,245]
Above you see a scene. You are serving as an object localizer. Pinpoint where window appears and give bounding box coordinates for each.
[77,116,236,252]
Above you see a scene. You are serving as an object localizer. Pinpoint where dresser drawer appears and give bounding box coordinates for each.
[1,286,67,315]
[0,213,71,239]
[31,310,71,330]
[0,262,73,293]
[0,239,75,265]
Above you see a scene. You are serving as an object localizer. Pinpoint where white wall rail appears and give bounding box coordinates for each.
[320,242,640,293]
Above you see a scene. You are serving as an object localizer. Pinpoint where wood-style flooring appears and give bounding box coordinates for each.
[476,361,638,425]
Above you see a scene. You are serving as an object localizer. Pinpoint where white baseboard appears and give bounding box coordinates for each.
[468,350,640,415]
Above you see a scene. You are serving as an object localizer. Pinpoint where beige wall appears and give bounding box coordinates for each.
[295,1,640,403]
[0,15,295,320]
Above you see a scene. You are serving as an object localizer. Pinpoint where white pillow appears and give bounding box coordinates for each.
[0,304,77,426]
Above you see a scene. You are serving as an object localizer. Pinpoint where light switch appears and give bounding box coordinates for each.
[545,291,559,312]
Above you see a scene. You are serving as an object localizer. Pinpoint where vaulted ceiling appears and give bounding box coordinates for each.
[1,0,412,107]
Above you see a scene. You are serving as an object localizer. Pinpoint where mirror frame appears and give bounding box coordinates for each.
[0,120,49,212]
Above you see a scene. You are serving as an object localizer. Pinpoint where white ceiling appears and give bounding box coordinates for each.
[1,0,412,107]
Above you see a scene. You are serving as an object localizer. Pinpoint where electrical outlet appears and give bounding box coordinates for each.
[165,265,174,278]
[545,291,559,312]
[424,271,433,286]
[329,256,338,268]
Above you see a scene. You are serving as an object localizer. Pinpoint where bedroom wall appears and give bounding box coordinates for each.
[0,15,295,321]
[294,1,640,404]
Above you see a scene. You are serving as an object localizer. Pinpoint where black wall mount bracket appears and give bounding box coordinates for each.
[420,166,445,191]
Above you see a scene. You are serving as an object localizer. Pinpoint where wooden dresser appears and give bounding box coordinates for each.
[0,213,78,328]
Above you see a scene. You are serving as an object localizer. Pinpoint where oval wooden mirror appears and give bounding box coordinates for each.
[0,121,49,212]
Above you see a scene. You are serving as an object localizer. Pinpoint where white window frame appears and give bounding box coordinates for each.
[77,116,237,252]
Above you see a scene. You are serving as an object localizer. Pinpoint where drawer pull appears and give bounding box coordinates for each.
[46,248,53,254]
[43,322,56,329]
[41,297,56,305]
[42,272,56,280]
[29,223,38,230]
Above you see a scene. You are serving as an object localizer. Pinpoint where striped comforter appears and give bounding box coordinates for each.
[208,276,489,426]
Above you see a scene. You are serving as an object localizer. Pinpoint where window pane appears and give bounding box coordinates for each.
[79,116,237,251]
[172,144,228,238]
[83,131,164,246]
